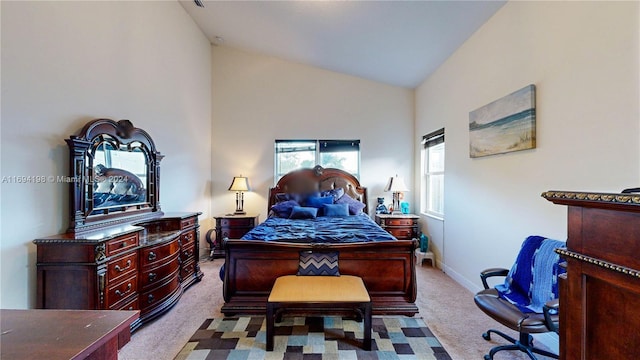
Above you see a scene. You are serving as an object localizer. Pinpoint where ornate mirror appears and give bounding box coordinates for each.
[67,119,163,233]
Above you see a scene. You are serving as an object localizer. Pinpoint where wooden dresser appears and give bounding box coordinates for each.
[35,118,204,332]
[375,214,420,240]
[34,212,203,331]
[542,191,640,359]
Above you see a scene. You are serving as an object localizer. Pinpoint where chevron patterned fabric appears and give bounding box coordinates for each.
[297,251,340,276]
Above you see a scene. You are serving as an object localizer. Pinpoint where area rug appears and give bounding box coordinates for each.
[174,315,452,360]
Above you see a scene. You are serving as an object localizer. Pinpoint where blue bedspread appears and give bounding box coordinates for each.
[240,213,397,243]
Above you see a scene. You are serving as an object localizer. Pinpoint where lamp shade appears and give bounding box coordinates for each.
[384,175,409,192]
[228,176,250,192]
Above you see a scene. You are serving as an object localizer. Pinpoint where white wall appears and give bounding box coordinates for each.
[415,1,639,292]
[211,46,414,219]
[0,1,212,309]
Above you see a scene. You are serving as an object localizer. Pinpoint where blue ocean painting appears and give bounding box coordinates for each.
[469,84,536,158]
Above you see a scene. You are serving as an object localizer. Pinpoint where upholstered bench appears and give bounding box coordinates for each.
[266,275,372,351]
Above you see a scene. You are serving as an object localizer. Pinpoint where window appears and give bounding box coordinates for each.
[421,129,444,217]
[275,140,360,182]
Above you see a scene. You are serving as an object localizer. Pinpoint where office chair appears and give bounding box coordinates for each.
[474,235,564,360]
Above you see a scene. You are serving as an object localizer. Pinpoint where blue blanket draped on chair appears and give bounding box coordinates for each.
[495,235,566,313]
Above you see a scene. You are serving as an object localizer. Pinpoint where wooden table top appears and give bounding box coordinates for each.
[1,309,139,360]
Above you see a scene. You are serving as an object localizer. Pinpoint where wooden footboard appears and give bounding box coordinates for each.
[221,239,419,316]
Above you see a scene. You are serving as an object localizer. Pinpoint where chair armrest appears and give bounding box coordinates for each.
[543,299,559,334]
[480,268,509,289]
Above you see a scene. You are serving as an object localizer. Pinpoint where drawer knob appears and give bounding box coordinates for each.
[148,252,157,261]
[114,259,132,273]
[148,272,157,282]
[148,294,155,304]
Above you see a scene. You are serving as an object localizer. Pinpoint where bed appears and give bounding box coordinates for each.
[221,166,419,316]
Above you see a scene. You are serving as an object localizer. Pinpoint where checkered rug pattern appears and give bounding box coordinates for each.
[174,315,452,360]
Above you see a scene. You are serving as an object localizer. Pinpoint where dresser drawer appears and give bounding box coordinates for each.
[219,228,252,239]
[140,273,180,313]
[107,252,138,284]
[181,230,196,247]
[180,242,195,262]
[139,255,180,290]
[105,274,138,308]
[181,258,195,279]
[219,217,255,228]
[181,217,197,229]
[110,294,139,311]
[386,227,418,240]
[106,233,139,257]
[140,239,179,268]
[382,218,417,227]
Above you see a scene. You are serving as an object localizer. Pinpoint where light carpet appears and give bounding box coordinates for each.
[175,315,452,360]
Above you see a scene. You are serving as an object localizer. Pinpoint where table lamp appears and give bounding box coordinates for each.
[384,175,409,215]
[228,176,250,215]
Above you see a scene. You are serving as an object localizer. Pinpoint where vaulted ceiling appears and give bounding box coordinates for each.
[180,1,506,89]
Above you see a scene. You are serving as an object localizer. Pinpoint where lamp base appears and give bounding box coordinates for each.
[233,210,246,215]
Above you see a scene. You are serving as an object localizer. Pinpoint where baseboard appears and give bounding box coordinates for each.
[440,262,482,294]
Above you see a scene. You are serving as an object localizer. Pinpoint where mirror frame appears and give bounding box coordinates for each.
[66,118,163,233]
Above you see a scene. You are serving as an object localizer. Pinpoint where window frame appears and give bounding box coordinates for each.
[274,139,361,183]
[421,129,445,219]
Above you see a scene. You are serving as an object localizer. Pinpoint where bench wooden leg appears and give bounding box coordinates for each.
[266,302,275,351]
[266,302,372,352]
[363,302,372,351]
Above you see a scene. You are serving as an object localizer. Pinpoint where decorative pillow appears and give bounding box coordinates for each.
[270,200,300,218]
[275,192,294,203]
[321,188,345,202]
[298,251,340,276]
[114,181,138,195]
[276,192,321,205]
[289,206,318,219]
[95,180,112,193]
[323,203,349,217]
[305,196,334,216]
[335,194,366,215]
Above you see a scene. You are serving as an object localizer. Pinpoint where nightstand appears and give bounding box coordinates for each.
[209,214,259,258]
[375,213,419,240]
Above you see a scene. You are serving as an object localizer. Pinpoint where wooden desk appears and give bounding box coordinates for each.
[543,191,640,359]
[0,309,139,360]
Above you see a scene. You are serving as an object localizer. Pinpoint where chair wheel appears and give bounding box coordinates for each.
[484,355,491,360]
[482,332,491,340]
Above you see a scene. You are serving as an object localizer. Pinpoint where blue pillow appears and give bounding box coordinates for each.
[289,206,318,219]
[323,203,349,217]
[305,196,334,208]
[335,194,366,215]
[321,188,345,202]
[270,200,300,218]
[277,192,321,205]
[305,196,334,215]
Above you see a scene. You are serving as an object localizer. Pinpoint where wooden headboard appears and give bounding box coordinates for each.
[268,165,368,214]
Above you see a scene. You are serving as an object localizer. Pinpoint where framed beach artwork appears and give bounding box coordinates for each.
[469,84,536,158]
